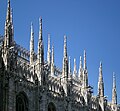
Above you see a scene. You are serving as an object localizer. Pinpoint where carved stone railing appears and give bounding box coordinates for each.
[72,77,82,89]
[91,96,99,110]
[16,57,36,83]
[48,76,62,95]
[15,43,31,61]
[54,66,62,76]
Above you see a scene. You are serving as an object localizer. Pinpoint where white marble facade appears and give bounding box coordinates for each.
[0,0,120,111]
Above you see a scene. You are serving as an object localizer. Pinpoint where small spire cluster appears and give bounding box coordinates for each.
[30,17,44,67]
[27,8,118,107]
[46,34,89,89]
[1,1,119,110]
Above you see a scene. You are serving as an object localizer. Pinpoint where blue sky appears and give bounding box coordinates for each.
[0,0,120,103]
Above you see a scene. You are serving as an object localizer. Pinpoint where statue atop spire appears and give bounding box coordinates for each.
[62,35,69,96]
[97,62,105,111]
[98,61,104,97]
[30,22,34,65]
[39,17,42,41]
[37,17,44,85]
[37,17,44,65]
[62,35,68,78]
[112,72,117,105]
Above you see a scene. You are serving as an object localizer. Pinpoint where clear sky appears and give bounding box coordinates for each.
[0,0,120,104]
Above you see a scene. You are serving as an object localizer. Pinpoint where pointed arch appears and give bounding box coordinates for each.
[16,92,29,111]
[48,102,56,111]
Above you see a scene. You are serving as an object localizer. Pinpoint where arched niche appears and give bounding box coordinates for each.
[48,102,56,111]
[16,92,28,111]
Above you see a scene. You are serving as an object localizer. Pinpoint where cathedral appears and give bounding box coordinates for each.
[0,0,120,111]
